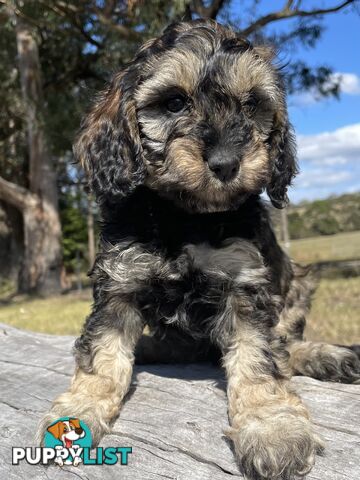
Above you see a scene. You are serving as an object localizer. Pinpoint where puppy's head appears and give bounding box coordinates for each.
[75,19,297,212]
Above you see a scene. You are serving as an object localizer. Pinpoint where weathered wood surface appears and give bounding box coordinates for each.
[0,323,359,480]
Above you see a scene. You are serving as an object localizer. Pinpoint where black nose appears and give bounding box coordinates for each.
[75,427,83,435]
[207,151,239,182]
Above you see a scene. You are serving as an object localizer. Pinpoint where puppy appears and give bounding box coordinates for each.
[38,19,360,479]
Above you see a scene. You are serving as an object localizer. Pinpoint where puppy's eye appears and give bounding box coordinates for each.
[243,95,259,112]
[165,96,186,113]
[246,97,258,108]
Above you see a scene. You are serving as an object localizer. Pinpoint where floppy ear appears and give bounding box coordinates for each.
[266,109,298,209]
[47,421,62,439]
[69,418,81,429]
[74,68,146,204]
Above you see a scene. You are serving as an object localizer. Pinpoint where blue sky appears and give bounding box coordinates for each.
[230,2,360,203]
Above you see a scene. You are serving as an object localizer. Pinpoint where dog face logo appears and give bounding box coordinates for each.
[45,417,91,466]
[47,418,85,449]
[14,416,131,466]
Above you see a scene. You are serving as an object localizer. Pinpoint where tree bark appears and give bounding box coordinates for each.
[0,202,23,282]
[0,9,63,296]
[1,324,360,480]
[19,198,62,295]
[87,193,96,270]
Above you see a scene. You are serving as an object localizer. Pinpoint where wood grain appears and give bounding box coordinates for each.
[0,323,359,479]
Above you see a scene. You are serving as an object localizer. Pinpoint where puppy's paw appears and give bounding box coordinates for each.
[228,407,323,480]
[293,343,360,384]
[35,395,110,447]
[36,411,62,447]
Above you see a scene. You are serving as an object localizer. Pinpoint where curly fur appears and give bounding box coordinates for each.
[39,19,360,479]
[74,19,297,211]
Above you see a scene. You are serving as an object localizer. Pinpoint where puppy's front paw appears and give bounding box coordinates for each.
[228,407,323,480]
[35,394,110,447]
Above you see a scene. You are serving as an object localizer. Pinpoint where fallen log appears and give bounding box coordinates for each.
[0,323,359,479]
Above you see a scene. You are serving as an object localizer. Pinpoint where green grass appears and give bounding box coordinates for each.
[306,277,360,345]
[0,278,359,344]
[0,291,91,335]
[286,231,360,264]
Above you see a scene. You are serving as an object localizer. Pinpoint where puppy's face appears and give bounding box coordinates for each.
[75,20,297,212]
[136,28,287,211]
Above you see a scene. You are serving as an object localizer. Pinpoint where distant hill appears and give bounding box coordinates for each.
[275,193,360,240]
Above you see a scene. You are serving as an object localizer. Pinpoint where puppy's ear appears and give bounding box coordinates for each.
[266,109,298,209]
[253,45,276,62]
[74,68,145,204]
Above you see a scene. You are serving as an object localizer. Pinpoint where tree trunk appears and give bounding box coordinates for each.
[0,122,24,282]
[19,198,62,295]
[0,202,23,282]
[0,9,63,296]
[87,193,96,269]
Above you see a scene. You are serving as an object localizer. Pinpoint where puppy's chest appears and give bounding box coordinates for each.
[134,240,265,333]
[102,193,269,332]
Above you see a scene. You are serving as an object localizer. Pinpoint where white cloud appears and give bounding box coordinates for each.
[290,72,360,107]
[331,72,360,95]
[297,123,360,163]
[290,123,360,203]
[296,170,351,188]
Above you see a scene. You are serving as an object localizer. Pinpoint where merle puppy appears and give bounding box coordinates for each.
[38,19,360,480]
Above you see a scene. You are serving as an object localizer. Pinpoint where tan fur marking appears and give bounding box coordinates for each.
[226,51,280,101]
[288,341,360,381]
[146,137,206,191]
[223,323,323,479]
[37,311,143,446]
[240,141,271,191]
[137,50,204,103]
[75,80,123,173]
[224,324,307,417]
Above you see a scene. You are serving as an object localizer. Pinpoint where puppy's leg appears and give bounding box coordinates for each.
[277,265,360,383]
[224,322,323,480]
[36,303,143,445]
[288,341,360,383]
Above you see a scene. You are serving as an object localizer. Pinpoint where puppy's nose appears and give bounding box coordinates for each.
[207,152,239,182]
[75,427,83,435]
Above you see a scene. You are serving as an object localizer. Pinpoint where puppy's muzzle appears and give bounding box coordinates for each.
[207,148,240,182]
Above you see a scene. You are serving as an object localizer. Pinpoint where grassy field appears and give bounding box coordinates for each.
[306,277,360,344]
[0,277,359,344]
[0,291,92,335]
[286,230,360,264]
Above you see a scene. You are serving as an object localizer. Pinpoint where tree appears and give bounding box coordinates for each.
[0,6,62,295]
[60,191,88,273]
